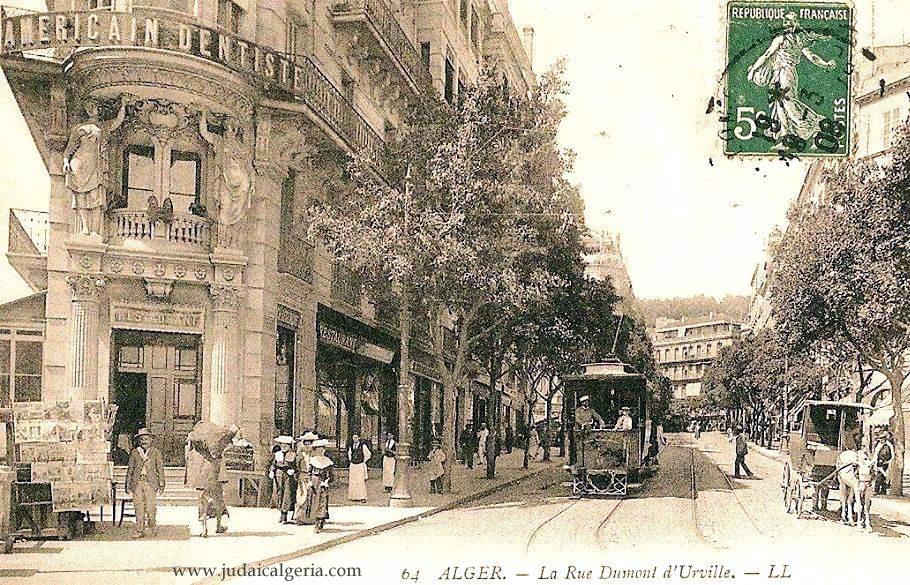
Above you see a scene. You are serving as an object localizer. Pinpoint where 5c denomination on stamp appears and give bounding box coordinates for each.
[725,2,852,157]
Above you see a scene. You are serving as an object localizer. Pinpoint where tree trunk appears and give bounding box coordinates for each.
[441,373,458,493]
[523,406,533,469]
[886,371,906,497]
[389,285,413,504]
[543,393,552,462]
[558,394,567,458]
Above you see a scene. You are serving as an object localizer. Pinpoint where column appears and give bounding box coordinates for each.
[209,284,242,426]
[66,274,105,400]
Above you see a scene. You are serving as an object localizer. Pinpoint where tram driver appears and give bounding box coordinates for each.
[575,395,605,429]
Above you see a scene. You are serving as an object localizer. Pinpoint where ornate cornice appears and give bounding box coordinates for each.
[67,273,107,301]
[209,284,243,312]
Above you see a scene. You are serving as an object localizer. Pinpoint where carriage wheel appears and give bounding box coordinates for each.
[794,480,805,518]
[781,464,791,508]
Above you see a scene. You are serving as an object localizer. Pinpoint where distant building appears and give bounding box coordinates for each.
[652,316,742,399]
[746,256,773,334]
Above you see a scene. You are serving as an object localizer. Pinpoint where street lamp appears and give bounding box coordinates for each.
[390,166,414,507]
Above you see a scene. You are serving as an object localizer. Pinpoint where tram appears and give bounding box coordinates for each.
[563,356,651,497]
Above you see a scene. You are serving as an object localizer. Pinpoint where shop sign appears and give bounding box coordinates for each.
[410,357,440,382]
[111,302,204,334]
[276,305,301,329]
[1,9,337,106]
[318,324,360,354]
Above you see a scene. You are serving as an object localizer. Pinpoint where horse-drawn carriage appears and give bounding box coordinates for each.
[781,400,872,518]
[564,358,650,497]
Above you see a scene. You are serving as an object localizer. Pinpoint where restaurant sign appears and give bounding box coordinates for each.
[2,9,322,104]
[110,301,204,334]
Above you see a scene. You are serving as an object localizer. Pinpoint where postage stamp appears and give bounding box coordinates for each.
[725,2,853,157]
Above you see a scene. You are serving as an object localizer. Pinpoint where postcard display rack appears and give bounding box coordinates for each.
[11,399,115,539]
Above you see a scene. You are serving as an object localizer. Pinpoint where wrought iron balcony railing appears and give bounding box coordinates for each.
[278,234,315,284]
[330,0,430,91]
[331,264,362,307]
[8,208,49,256]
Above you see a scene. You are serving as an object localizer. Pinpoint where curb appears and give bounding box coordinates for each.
[192,461,562,585]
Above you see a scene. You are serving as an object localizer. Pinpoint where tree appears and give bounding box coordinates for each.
[309,66,577,493]
[769,134,910,494]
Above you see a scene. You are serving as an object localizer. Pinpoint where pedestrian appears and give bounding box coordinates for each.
[270,435,297,523]
[872,429,895,495]
[528,426,540,460]
[613,406,633,431]
[185,422,238,537]
[297,439,334,532]
[694,420,701,440]
[460,422,474,468]
[294,432,318,520]
[347,433,371,503]
[731,426,754,479]
[125,428,165,539]
[476,422,489,466]
[428,439,446,493]
[382,432,397,493]
[505,425,514,454]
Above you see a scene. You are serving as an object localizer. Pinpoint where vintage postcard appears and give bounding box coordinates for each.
[0,0,905,583]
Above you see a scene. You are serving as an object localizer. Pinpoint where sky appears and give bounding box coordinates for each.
[0,1,905,304]
[507,0,904,300]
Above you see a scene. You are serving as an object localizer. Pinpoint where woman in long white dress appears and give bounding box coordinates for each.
[347,434,371,503]
[381,432,396,493]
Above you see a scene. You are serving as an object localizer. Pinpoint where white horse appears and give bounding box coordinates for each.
[837,450,875,530]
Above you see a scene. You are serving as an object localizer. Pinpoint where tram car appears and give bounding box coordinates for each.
[563,357,650,497]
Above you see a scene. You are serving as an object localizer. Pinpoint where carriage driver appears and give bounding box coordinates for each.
[575,395,605,429]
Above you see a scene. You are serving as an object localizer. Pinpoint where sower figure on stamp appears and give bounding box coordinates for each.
[747,12,836,148]
[63,97,126,237]
[125,428,165,539]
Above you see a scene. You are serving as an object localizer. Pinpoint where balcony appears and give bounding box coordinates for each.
[329,0,430,94]
[278,234,315,284]
[331,264,363,307]
[6,208,49,291]
[108,209,211,250]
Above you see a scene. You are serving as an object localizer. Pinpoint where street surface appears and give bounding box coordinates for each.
[282,433,908,583]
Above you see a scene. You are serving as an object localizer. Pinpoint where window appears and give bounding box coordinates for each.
[89,0,113,9]
[421,42,431,68]
[169,150,201,213]
[1,337,42,404]
[286,16,307,63]
[384,120,398,143]
[217,0,243,34]
[458,68,466,99]
[470,8,480,51]
[122,145,155,209]
[884,107,902,147]
[444,57,455,104]
[460,0,469,32]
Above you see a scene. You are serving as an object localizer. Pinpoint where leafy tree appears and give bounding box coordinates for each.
[308,65,577,492]
[769,137,910,493]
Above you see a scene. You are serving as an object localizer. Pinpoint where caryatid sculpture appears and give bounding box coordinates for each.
[63,97,126,236]
[199,109,254,250]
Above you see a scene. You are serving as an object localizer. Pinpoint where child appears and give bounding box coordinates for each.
[428,439,446,493]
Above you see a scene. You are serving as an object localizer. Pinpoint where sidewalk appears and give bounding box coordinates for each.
[0,450,563,584]
[740,436,910,525]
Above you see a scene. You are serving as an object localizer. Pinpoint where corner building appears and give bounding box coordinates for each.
[1,0,534,472]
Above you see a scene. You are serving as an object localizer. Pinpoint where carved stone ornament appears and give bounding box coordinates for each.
[67,274,107,301]
[144,278,174,300]
[128,98,195,142]
[209,284,243,312]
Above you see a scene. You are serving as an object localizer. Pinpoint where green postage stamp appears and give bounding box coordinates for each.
[725,2,852,157]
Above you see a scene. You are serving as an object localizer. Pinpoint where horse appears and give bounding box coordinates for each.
[837,450,875,530]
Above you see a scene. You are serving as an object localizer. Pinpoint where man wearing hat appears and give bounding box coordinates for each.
[613,407,633,431]
[575,396,605,429]
[125,428,165,538]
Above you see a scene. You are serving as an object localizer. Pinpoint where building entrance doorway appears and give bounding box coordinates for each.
[111,330,202,465]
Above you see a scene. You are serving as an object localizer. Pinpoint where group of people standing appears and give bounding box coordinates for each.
[269,432,334,532]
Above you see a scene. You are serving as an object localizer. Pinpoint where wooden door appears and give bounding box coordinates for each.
[146,340,200,465]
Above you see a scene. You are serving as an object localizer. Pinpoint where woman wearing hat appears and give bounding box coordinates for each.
[270,435,297,524]
[125,428,165,538]
[297,438,334,532]
[293,432,318,520]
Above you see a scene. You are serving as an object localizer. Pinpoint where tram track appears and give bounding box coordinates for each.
[523,498,582,557]
[688,446,724,550]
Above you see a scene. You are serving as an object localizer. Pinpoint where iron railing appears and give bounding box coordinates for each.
[278,234,315,284]
[330,0,430,89]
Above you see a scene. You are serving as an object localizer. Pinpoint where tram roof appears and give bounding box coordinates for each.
[802,400,872,410]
